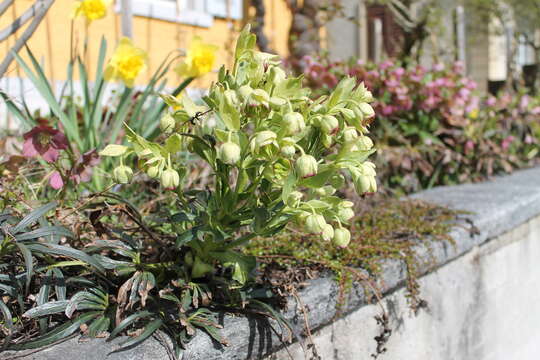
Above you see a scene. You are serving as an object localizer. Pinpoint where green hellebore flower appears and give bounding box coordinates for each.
[343,127,358,143]
[218,141,241,164]
[250,130,277,154]
[286,191,303,207]
[356,135,374,150]
[280,145,296,158]
[238,84,253,100]
[315,185,336,197]
[352,162,377,194]
[305,213,327,234]
[251,89,270,106]
[161,168,180,190]
[282,112,306,135]
[268,66,286,84]
[322,224,334,241]
[160,113,176,134]
[113,165,133,184]
[333,228,351,248]
[147,164,162,178]
[337,207,355,223]
[358,102,375,118]
[224,89,240,107]
[295,154,318,178]
[319,115,339,135]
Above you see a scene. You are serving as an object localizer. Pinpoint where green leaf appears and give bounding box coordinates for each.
[23,300,69,319]
[15,226,74,241]
[27,243,105,274]
[281,171,297,203]
[99,144,129,157]
[300,170,333,188]
[108,310,153,340]
[112,319,163,352]
[12,202,57,233]
[15,242,33,292]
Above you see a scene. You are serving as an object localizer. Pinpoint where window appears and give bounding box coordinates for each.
[116,0,243,28]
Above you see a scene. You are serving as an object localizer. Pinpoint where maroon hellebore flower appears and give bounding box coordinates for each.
[23,125,68,163]
[70,149,101,184]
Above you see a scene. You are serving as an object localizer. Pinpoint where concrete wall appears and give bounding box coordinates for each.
[271,216,540,359]
[5,167,540,360]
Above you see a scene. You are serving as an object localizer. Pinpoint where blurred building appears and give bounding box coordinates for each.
[325,0,538,93]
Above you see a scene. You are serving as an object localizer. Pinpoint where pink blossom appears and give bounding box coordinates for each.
[501,136,515,150]
[381,105,395,116]
[433,63,444,71]
[453,61,465,74]
[379,60,394,70]
[465,140,475,152]
[519,95,530,111]
[485,96,497,107]
[23,124,68,163]
[49,171,64,189]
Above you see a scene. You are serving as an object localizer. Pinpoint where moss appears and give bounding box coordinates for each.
[245,196,462,312]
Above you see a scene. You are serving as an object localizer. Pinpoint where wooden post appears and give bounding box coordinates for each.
[121,0,133,39]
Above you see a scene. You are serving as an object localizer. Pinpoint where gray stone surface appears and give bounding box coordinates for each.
[3,167,540,360]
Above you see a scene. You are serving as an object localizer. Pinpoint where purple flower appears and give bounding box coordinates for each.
[485,96,497,107]
[49,171,64,190]
[379,60,394,70]
[70,149,101,184]
[23,125,68,163]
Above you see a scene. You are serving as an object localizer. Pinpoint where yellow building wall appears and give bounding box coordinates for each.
[0,0,292,89]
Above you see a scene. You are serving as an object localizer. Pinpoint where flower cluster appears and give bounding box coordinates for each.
[102,26,378,250]
[300,56,540,193]
[303,57,479,128]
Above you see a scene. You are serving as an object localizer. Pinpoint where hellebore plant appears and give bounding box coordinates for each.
[101,26,378,282]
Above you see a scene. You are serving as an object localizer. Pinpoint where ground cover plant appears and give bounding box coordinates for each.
[301,56,540,194]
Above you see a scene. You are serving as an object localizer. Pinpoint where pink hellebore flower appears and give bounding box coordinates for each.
[23,125,69,163]
[379,60,394,70]
[433,63,444,71]
[49,171,64,190]
[501,136,515,151]
[485,96,497,107]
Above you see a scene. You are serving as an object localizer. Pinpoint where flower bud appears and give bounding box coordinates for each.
[224,89,239,107]
[319,115,339,135]
[218,142,241,164]
[161,168,180,189]
[343,127,358,143]
[356,135,373,150]
[358,102,375,118]
[305,213,327,234]
[250,130,277,154]
[295,154,318,178]
[191,256,213,278]
[315,185,336,197]
[333,228,351,248]
[282,112,306,135]
[238,85,253,100]
[113,165,133,184]
[251,89,270,106]
[280,145,296,158]
[286,191,303,207]
[147,165,161,178]
[160,113,176,133]
[337,207,355,223]
[322,224,334,241]
[268,66,287,84]
[352,162,377,194]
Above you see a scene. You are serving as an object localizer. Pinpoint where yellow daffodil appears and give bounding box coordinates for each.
[104,38,147,88]
[72,0,111,23]
[176,37,218,78]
